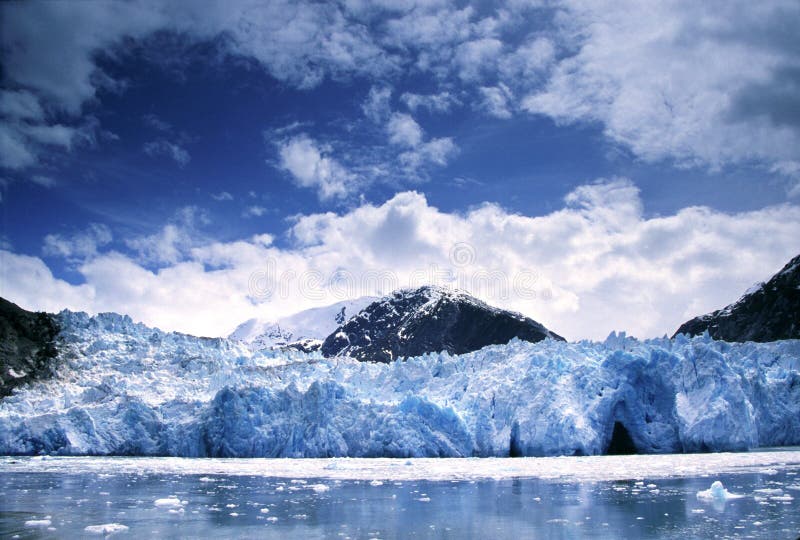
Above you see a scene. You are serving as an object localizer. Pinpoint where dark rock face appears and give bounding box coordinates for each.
[674,253,800,342]
[284,338,323,354]
[0,298,60,397]
[321,286,564,363]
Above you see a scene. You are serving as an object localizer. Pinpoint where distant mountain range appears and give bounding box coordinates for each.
[674,253,800,342]
[229,286,563,361]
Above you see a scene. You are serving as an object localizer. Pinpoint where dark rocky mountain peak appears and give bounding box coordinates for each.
[320,285,564,362]
[673,253,800,342]
[0,297,60,397]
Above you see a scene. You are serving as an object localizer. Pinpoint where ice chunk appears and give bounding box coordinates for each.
[154,496,184,508]
[84,524,129,535]
[696,481,743,501]
[24,519,51,527]
[311,484,330,493]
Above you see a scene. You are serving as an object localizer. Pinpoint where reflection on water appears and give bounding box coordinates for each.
[1,467,798,539]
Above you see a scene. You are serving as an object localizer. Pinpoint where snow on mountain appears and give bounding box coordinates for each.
[229,297,376,351]
[674,253,800,342]
[321,285,564,362]
[1,308,798,457]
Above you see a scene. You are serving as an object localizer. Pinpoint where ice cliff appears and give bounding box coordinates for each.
[0,310,798,457]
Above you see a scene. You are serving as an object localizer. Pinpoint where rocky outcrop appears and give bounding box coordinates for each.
[674,254,800,342]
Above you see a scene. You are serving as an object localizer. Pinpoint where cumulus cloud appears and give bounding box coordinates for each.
[3,178,798,339]
[522,0,800,175]
[399,137,458,170]
[455,38,503,81]
[42,223,112,262]
[387,113,423,147]
[124,206,208,266]
[276,134,356,200]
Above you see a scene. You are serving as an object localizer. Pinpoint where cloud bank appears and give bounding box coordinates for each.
[2,179,798,340]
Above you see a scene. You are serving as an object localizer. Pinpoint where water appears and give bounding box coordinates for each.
[1,454,799,539]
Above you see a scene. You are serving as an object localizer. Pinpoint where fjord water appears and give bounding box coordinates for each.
[1,454,799,539]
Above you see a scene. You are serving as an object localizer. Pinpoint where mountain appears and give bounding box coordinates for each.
[674,253,800,342]
[229,296,377,351]
[0,298,60,397]
[320,286,564,362]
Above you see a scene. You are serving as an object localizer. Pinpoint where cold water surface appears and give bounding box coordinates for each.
[1,455,799,539]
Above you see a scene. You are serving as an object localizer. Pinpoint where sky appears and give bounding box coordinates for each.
[1,0,799,341]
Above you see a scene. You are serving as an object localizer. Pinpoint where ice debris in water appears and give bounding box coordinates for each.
[696,480,743,501]
[1,311,799,458]
[84,524,129,535]
[154,496,184,508]
[24,519,51,528]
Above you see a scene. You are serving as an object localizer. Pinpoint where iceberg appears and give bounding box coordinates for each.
[0,309,799,457]
[696,480,743,501]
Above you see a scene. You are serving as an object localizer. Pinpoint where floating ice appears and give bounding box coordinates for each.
[154,497,184,508]
[696,480,744,501]
[24,519,51,527]
[84,524,129,535]
[311,484,330,492]
[1,311,799,458]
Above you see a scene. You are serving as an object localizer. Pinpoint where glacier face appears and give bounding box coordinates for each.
[0,310,799,457]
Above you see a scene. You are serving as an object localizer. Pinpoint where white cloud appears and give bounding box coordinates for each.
[479,84,513,119]
[498,37,555,84]
[31,175,57,188]
[143,113,172,132]
[5,178,797,340]
[143,139,191,167]
[0,124,36,169]
[211,191,234,201]
[522,0,800,174]
[125,206,208,266]
[42,223,112,262]
[455,38,503,81]
[362,86,392,123]
[243,205,268,218]
[276,134,356,200]
[400,91,460,114]
[387,113,423,147]
[2,0,798,184]
[399,137,458,169]
[0,90,44,120]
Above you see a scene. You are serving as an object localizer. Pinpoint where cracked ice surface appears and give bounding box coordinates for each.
[0,310,799,457]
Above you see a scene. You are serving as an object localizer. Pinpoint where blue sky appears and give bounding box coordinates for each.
[1,0,799,340]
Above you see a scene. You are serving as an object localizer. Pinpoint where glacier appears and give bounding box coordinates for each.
[0,310,799,457]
